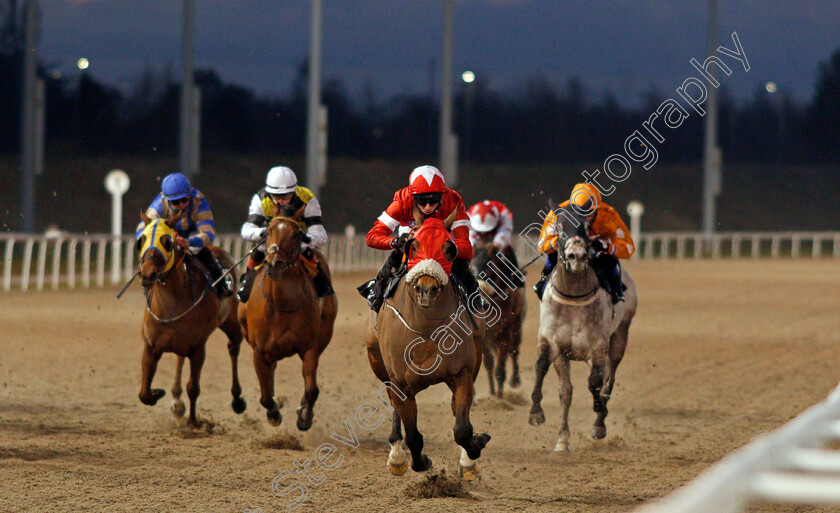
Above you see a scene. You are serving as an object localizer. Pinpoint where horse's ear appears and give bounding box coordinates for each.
[412,205,423,228]
[135,235,146,254]
[140,211,151,225]
[160,234,173,253]
[406,238,418,258]
[293,205,306,222]
[165,213,180,228]
[442,240,457,262]
[443,207,458,230]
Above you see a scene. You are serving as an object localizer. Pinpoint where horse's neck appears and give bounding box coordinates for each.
[397,281,460,328]
[264,267,306,303]
[149,263,193,309]
[552,263,598,295]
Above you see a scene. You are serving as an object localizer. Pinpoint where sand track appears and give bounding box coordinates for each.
[1,260,838,512]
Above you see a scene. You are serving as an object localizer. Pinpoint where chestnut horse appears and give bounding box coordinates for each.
[471,243,526,398]
[365,208,490,480]
[137,215,246,427]
[238,213,337,430]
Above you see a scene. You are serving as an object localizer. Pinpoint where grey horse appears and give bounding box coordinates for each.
[528,206,637,452]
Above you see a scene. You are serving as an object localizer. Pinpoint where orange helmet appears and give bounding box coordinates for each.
[570,183,601,212]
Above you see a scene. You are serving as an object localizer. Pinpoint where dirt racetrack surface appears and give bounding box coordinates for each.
[1,260,839,513]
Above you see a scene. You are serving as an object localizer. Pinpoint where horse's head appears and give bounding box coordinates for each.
[136,213,180,288]
[404,207,458,308]
[264,206,307,280]
[555,205,591,273]
[471,242,502,296]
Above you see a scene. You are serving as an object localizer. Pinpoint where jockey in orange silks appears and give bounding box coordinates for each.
[534,183,635,304]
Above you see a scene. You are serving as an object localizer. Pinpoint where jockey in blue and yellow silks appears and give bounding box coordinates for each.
[136,172,232,297]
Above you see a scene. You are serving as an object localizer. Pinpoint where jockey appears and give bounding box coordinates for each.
[238,166,333,302]
[467,199,519,267]
[361,165,477,312]
[534,183,635,304]
[136,172,232,297]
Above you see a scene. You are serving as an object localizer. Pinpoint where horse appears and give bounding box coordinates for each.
[136,214,246,428]
[471,243,526,398]
[365,207,491,480]
[237,212,337,430]
[528,206,637,452]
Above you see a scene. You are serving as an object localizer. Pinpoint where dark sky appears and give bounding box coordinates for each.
[40,0,840,106]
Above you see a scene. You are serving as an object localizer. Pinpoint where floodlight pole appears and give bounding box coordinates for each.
[439,0,457,186]
[306,0,323,198]
[702,0,722,242]
[20,0,37,233]
[179,0,197,177]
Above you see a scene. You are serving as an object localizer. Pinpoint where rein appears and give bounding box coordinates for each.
[380,280,464,337]
[145,257,210,323]
[548,281,600,306]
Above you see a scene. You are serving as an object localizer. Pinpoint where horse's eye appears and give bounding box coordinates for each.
[414,285,421,292]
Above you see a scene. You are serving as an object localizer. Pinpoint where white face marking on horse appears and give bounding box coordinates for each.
[564,236,589,273]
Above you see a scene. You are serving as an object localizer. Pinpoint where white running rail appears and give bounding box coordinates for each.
[636,382,840,513]
[2,231,839,292]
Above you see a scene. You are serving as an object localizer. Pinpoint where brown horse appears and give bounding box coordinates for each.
[137,214,246,427]
[238,213,337,430]
[365,208,490,480]
[471,243,526,398]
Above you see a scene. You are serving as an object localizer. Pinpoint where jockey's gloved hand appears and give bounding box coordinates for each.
[592,239,610,254]
[301,245,314,260]
[390,233,410,250]
[175,235,189,249]
[259,228,268,238]
[300,231,312,244]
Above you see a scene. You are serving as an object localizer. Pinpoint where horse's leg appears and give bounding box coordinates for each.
[220,316,246,414]
[482,344,496,397]
[296,346,320,431]
[495,337,510,399]
[528,343,552,425]
[138,342,166,406]
[186,345,206,428]
[253,351,281,426]
[391,394,431,473]
[451,368,491,480]
[509,325,522,389]
[387,403,408,476]
[170,355,186,417]
[605,319,631,402]
[589,349,608,440]
[553,357,573,452]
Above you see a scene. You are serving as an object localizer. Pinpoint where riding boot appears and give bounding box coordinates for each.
[606,265,626,304]
[197,247,233,297]
[358,249,403,312]
[237,267,257,303]
[533,252,558,300]
[312,264,335,297]
[592,253,624,304]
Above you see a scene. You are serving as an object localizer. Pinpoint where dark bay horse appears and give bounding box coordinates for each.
[471,243,526,398]
[365,208,490,480]
[238,213,337,430]
[137,215,245,427]
[528,206,637,451]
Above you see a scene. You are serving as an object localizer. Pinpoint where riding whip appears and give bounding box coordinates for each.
[212,235,267,288]
[116,271,140,299]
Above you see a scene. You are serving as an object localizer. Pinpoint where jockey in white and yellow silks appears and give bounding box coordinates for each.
[534,183,635,304]
[237,166,333,301]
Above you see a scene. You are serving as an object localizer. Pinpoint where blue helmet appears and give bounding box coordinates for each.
[161,173,191,201]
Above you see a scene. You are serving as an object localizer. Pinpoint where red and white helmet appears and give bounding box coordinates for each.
[469,201,499,233]
[409,165,447,195]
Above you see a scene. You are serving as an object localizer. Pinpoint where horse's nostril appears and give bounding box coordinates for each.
[569,254,576,260]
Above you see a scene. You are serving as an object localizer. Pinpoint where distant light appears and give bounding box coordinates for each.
[462,71,475,83]
[51,70,62,80]
[77,58,89,70]
[765,81,777,93]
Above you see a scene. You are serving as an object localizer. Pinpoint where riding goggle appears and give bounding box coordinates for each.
[169,196,189,207]
[413,194,442,207]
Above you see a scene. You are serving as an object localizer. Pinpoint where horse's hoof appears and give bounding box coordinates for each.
[139,389,166,406]
[388,460,409,476]
[275,396,285,409]
[459,463,480,481]
[590,425,607,440]
[411,455,432,472]
[510,376,521,388]
[187,418,200,429]
[231,396,247,414]
[296,406,313,431]
[528,410,545,426]
[476,432,491,450]
[554,441,570,452]
[170,399,186,418]
[266,409,282,426]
